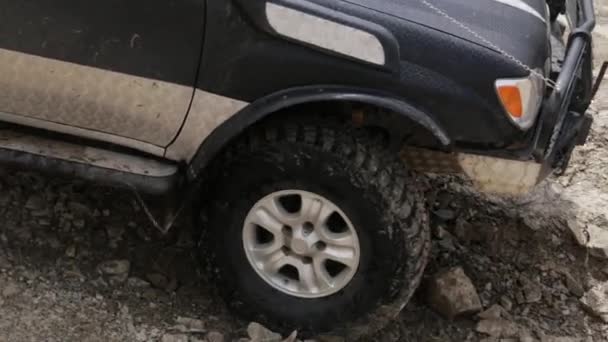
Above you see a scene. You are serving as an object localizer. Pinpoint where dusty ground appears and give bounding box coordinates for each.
[2,6,608,342]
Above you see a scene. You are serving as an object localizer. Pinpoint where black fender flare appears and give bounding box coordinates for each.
[186,86,450,181]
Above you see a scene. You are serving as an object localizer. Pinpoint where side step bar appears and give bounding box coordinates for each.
[0,130,180,195]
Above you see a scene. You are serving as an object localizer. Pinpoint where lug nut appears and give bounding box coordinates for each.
[282,225,293,236]
[314,241,326,251]
[303,222,314,236]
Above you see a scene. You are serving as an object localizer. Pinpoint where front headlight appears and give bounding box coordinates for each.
[495,71,545,130]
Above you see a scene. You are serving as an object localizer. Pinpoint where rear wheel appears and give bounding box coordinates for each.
[202,116,430,336]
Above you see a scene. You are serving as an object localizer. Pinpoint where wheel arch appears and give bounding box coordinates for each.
[186,85,451,182]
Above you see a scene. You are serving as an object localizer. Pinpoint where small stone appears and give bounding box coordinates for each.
[175,316,205,333]
[518,328,536,342]
[550,233,562,246]
[73,219,86,229]
[205,331,225,342]
[1,281,20,298]
[478,304,505,320]
[141,288,159,300]
[127,277,150,288]
[25,194,46,211]
[106,225,125,244]
[37,218,51,226]
[519,276,542,303]
[433,225,449,239]
[160,333,188,342]
[427,267,482,319]
[99,260,130,275]
[98,260,130,283]
[433,209,457,221]
[454,219,481,243]
[500,296,513,311]
[146,273,171,290]
[475,319,519,338]
[65,245,77,258]
[564,273,584,298]
[580,281,608,322]
[247,322,282,342]
[68,201,91,216]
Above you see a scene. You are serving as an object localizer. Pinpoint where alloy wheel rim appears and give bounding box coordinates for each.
[242,190,360,298]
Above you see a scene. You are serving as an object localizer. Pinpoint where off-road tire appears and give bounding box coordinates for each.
[202,116,430,337]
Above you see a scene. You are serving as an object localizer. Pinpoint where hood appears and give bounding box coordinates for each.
[342,0,550,73]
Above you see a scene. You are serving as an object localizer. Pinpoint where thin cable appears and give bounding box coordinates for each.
[420,0,560,90]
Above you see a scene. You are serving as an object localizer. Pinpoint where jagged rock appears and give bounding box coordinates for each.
[519,276,542,304]
[427,267,482,319]
[478,304,505,320]
[568,222,608,259]
[475,319,519,338]
[247,322,282,342]
[580,282,608,322]
[564,273,585,298]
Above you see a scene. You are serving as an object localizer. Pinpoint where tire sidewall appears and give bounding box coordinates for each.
[208,141,406,332]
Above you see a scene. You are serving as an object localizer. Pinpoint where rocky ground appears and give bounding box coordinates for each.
[2,6,608,342]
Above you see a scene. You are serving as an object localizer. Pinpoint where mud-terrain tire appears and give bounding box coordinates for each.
[202,117,430,337]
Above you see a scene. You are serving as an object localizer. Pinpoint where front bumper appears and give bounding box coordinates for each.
[401,0,601,195]
[534,0,598,172]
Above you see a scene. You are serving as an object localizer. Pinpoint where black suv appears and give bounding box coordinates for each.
[0,0,601,337]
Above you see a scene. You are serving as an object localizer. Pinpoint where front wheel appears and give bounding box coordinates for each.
[202,117,430,337]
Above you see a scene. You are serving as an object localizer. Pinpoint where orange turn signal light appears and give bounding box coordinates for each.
[497,85,523,118]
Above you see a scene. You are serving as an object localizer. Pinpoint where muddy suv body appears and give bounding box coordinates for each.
[0,0,600,337]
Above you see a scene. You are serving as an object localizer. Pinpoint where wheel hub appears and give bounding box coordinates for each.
[242,190,361,299]
[290,238,310,255]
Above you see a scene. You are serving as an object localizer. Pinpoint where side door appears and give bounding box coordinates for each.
[0,0,206,153]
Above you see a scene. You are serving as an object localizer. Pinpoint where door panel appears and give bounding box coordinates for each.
[0,0,206,146]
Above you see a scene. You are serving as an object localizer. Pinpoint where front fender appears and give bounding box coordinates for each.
[186,85,450,181]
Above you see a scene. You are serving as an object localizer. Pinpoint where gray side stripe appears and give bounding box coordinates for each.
[492,0,545,22]
[266,2,386,65]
